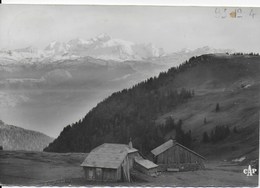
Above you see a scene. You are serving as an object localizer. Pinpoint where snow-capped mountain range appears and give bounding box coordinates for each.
[0,34,234,66]
[0,34,165,64]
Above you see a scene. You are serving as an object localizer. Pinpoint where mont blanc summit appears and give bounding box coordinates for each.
[46,34,165,61]
[0,34,165,64]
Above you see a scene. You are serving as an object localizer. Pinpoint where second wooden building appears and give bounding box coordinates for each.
[151,139,205,171]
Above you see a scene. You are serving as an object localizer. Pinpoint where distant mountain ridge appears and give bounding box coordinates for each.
[150,46,234,67]
[0,120,53,151]
[0,34,164,63]
[0,34,234,65]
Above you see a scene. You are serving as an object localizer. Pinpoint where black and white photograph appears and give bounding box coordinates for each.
[0,3,259,187]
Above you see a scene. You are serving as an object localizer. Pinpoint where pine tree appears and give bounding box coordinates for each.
[165,117,175,131]
[202,132,209,143]
[233,126,238,133]
[225,126,230,136]
[215,103,220,112]
[192,89,195,96]
[204,117,207,124]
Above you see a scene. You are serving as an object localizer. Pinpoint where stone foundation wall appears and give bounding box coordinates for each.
[158,162,205,172]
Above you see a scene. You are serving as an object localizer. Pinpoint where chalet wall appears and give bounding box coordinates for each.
[83,155,132,182]
[158,162,205,172]
[127,151,140,169]
[83,167,119,182]
[156,145,204,166]
[134,162,158,175]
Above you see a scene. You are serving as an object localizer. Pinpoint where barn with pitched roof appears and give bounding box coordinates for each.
[81,143,138,182]
[151,139,205,171]
[81,141,159,182]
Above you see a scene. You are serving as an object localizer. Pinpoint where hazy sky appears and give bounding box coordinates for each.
[0,5,260,53]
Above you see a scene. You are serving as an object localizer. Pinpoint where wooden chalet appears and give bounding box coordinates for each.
[151,139,205,171]
[81,143,138,182]
[81,141,159,182]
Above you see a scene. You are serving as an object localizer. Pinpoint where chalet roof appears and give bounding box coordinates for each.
[135,158,158,169]
[151,139,173,156]
[151,139,205,160]
[81,143,137,169]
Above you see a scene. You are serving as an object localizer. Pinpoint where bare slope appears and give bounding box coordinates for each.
[156,54,260,159]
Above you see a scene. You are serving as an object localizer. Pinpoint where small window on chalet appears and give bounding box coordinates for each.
[89,168,94,180]
[180,152,185,163]
[96,168,102,177]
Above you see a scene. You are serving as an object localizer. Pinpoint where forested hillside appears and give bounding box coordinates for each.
[44,53,260,157]
[0,120,53,151]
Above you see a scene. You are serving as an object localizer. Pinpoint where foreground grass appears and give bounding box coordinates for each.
[0,150,258,186]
